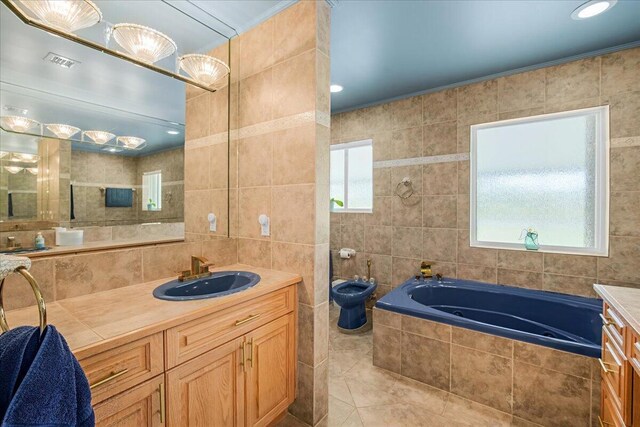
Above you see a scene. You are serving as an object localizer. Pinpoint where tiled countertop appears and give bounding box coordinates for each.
[4,264,301,358]
[594,284,640,336]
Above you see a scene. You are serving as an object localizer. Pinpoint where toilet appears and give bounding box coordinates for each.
[331,279,377,330]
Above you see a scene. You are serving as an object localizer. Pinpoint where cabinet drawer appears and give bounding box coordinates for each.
[601,378,626,427]
[94,375,165,427]
[80,333,164,405]
[166,286,295,368]
[600,326,625,412]
[602,303,625,349]
[631,331,640,375]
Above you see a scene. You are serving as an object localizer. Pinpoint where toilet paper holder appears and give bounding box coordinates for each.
[339,248,356,259]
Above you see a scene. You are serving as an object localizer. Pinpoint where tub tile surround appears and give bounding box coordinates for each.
[331,46,640,301]
[372,308,600,427]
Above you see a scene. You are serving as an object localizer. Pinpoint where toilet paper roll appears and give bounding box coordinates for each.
[339,248,356,259]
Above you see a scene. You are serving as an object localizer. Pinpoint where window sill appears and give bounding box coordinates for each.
[470,241,608,257]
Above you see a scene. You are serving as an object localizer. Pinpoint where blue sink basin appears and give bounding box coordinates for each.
[153,271,261,301]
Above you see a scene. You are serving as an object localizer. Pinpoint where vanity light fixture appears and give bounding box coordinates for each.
[330,84,344,93]
[117,136,145,149]
[4,166,24,174]
[571,0,617,19]
[166,130,180,135]
[111,23,177,64]
[10,153,39,163]
[46,123,81,139]
[26,167,38,175]
[84,130,115,144]
[178,54,230,88]
[19,0,102,33]
[1,115,40,133]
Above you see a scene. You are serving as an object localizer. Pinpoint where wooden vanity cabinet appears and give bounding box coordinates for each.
[600,302,640,426]
[86,284,298,427]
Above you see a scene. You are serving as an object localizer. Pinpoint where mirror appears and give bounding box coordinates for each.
[0,0,233,243]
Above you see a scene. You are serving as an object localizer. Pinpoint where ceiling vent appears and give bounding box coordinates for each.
[3,105,29,115]
[43,52,80,69]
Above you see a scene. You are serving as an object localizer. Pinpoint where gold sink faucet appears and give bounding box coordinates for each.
[178,256,213,282]
[420,261,433,279]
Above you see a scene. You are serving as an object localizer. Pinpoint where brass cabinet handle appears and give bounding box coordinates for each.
[599,313,612,326]
[248,338,254,368]
[598,416,612,427]
[159,382,165,424]
[598,358,616,374]
[90,368,129,389]
[235,314,261,326]
[240,341,246,372]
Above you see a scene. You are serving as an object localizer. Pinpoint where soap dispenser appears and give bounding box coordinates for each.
[34,232,45,249]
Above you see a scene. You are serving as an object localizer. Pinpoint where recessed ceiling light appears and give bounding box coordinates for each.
[330,84,343,93]
[571,0,617,20]
[166,130,180,135]
[43,52,81,68]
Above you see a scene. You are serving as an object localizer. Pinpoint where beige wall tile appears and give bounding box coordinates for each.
[610,191,640,236]
[365,253,392,284]
[513,361,590,426]
[341,221,364,253]
[611,147,640,191]
[55,249,143,299]
[237,238,271,269]
[451,327,513,358]
[601,47,640,95]
[423,195,457,228]
[497,69,545,113]
[497,250,543,272]
[391,126,423,159]
[391,165,423,194]
[423,162,457,195]
[185,93,210,141]
[201,238,238,266]
[373,307,402,329]
[423,228,457,263]
[451,345,513,413]
[273,0,317,63]
[340,109,367,141]
[272,241,315,304]
[390,97,422,130]
[513,341,591,379]
[543,253,597,277]
[457,230,497,267]
[272,50,316,119]
[497,268,543,290]
[597,236,640,284]
[272,184,316,244]
[3,259,55,311]
[457,80,498,125]
[392,256,420,285]
[364,225,392,255]
[401,315,451,342]
[272,124,316,185]
[422,121,457,156]
[545,57,600,105]
[184,189,212,235]
[392,196,422,228]
[209,87,229,136]
[372,131,393,161]
[542,273,596,298]
[499,107,545,120]
[392,226,422,259]
[238,17,274,80]
[141,242,201,282]
[605,90,640,138]
[401,332,450,390]
[457,194,470,229]
[239,68,273,128]
[238,134,272,188]
[238,187,271,239]
[373,324,402,373]
[363,103,392,134]
[422,89,457,125]
[373,168,392,196]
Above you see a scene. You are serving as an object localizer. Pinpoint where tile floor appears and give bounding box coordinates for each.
[278,304,533,427]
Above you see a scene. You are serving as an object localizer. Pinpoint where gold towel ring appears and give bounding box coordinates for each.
[0,266,47,337]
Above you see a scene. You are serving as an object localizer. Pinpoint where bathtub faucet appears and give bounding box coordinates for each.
[420,261,433,279]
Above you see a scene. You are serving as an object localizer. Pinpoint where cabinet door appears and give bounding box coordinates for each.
[94,375,165,427]
[245,314,296,427]
[166,337,245,427]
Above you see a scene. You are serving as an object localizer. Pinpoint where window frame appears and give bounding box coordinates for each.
[142,170,162,212]
[330,138,373,213]
[469,106,610,256]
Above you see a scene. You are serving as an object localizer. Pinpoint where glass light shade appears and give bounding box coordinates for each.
[4,166,24,174]
[1,115,40,133]
[46,123,81,139]
[26,167,39,175]
[118,136,145,149]
[19,0,102,33]
[11,153,39,163]
[112,23,177,64]
[179,54,230,87]
[84,130,115,144]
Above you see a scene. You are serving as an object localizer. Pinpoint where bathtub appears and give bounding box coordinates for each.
[375,276,602,357]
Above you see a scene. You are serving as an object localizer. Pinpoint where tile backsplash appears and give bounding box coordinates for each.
[331,47,640,299]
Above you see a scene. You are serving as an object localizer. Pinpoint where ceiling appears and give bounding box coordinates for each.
[330,0,640,112]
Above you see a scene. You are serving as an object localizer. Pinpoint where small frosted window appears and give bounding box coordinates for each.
[470,107,609,256]
[330,140,373,212]
[142,170,162,211]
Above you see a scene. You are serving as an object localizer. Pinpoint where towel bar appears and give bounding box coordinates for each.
[0,266,47,337]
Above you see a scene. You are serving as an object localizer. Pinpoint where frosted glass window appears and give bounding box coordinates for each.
[330,140,373,212]
[142,170,162,211]
[470,107,609,256]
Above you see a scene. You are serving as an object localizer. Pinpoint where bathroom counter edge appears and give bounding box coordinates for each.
[594,284,640,337]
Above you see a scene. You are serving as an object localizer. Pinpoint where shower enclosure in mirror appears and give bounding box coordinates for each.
[0,0,235,245]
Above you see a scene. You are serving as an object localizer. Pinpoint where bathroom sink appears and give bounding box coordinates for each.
[153,271,261,301]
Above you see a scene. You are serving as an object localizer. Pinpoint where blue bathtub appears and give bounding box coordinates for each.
[375,276,602,357]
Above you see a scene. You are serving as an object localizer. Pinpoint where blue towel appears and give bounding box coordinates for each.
[105,188,133,208]
[0,326,95,427]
